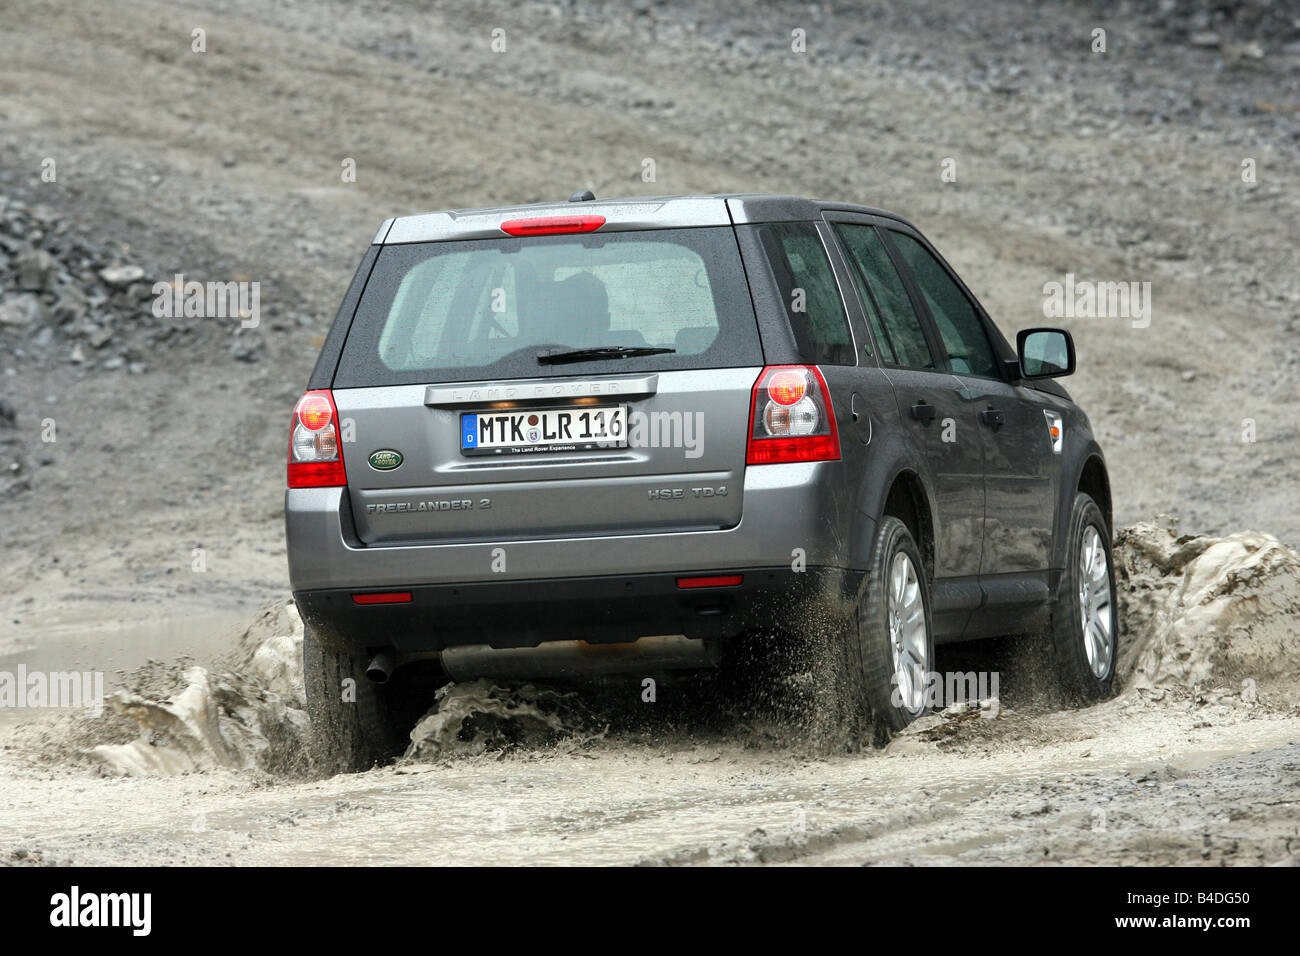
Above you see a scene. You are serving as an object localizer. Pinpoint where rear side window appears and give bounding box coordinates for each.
[757,222,855,366]
[832,223,935,370]
[335,227,761,386]
[888,231,999,378]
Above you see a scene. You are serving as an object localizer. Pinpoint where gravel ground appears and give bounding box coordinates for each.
[0,0,1297,865]
[4,699,1297,866]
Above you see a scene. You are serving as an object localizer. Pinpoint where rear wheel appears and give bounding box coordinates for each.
[852,516,935,738]
[1045,493,1117,702]
[302,624,401,773]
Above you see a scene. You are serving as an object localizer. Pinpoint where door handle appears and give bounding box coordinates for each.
[979,406,1005,429]
[909,400,937,424]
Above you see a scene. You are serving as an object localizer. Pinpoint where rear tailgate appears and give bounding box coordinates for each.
[336,369,755,543]
[330,215,764,545]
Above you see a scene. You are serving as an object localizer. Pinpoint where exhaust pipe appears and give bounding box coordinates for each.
[365,649,397,684]
[440,634,713,682]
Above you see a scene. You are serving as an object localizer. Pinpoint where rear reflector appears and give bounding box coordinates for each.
[747,434,840,464]
[676,575,743,589]
[352,591,413,605]
[500,215,606,237]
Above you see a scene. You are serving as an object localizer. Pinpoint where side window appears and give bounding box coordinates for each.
[889,232,999,378]
[832,223,935,370]
[758,222,855,366]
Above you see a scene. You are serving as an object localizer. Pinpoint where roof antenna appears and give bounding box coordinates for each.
[569,189,596,202]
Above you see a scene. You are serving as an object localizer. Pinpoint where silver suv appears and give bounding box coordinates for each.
[286,193,1117,770]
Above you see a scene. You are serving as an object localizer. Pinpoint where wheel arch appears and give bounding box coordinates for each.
[1077,453,1112,535]
[1050,443,1112,570]
[854,463,937,585]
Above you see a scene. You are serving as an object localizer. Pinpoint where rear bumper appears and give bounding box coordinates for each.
[286,461,869,591]
[294,565,863,656]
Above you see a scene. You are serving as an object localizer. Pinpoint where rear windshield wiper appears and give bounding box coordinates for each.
[537,346,676,365]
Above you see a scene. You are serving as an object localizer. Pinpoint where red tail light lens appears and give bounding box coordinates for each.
[288,390,347,488]
[500,215,606,237]
[297,394,333,430]
[766,369,808,406]
[746,365,841,465]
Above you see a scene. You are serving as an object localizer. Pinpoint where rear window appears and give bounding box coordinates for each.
[334,227,762,386]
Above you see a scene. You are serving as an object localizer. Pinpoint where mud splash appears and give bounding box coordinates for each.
[401,680,598,762]
[28,522,1300,777]
[1116,521,1300,705]
[84,602,313,776]
[63,603,604,774]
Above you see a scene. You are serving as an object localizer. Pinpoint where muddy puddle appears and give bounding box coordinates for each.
[0,605,255,728]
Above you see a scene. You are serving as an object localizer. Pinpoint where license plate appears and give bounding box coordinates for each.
[460,406,627,457]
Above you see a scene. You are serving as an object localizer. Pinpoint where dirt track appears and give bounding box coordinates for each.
[0,0,1298,865]
[6,714,1300,866]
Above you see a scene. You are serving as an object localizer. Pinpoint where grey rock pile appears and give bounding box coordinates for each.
[0,193,269,374]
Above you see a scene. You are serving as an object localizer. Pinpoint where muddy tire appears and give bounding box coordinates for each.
[1044,493,1118,703]
[852,516,935,740]
[302,624,400,773]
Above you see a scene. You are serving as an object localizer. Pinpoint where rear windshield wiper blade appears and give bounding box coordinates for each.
[537,346,676,365]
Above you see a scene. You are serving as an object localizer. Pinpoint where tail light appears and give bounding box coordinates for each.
[287,389,347,488]
[746,365,841,465]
